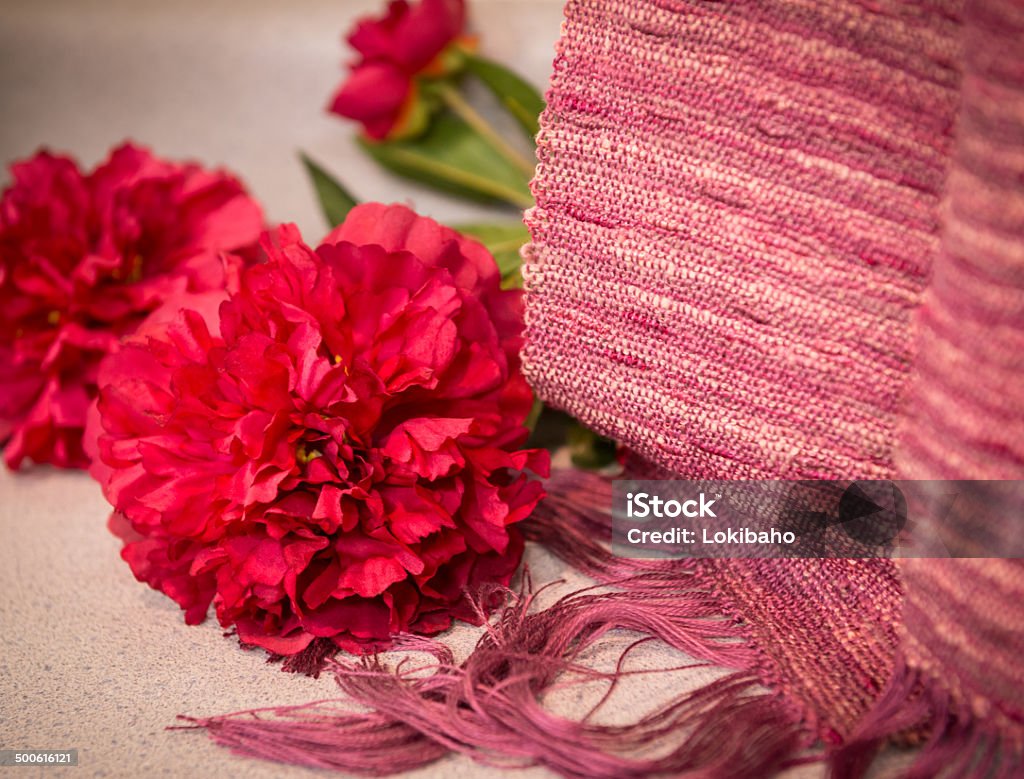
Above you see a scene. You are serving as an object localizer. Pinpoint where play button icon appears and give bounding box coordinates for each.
[838,481,907,546]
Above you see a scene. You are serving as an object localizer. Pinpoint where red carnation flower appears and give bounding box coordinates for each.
[88,203,548,656]
[0,143,263,469]
[329,0,472,140]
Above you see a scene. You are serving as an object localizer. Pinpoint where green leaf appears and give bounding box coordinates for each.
[358,111,533,209]
[465,55,545,138]
[300,152,359,228]
[453,222,530,283]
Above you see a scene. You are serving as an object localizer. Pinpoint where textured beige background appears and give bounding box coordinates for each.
[0,0,564,241]
[0,2,896,777]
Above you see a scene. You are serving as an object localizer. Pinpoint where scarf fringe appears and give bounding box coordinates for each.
[182,472,819,776]
[184,470,1019,777]
[182,579,808,777]
[829,652,1023,779]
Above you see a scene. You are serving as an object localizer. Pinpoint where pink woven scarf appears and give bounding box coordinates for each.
[522,0,1023,772]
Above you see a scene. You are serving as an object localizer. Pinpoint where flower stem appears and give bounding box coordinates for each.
[436,84,537,180]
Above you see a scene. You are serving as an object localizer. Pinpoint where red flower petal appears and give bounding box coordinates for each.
[92,205,548,654]
[333,0,467,138]
[328,62,412,141]
[1,144,264,469]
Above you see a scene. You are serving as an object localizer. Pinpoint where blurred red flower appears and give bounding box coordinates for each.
[0,143,263,469]
[88,203,548,655]
[329,0,471,140]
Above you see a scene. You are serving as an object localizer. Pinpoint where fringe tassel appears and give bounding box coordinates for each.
[187,471,1024,776]
[522,470,696,585]
[267,637,342,678]
[182,469,818,775]
[183,581,809,777]
[830,653,1023,779]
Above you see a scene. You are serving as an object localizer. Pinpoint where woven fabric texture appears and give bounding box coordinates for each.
[523,0,962,481]
[524,0,1022,764]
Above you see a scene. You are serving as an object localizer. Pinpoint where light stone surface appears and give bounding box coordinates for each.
[0,2,899,777]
